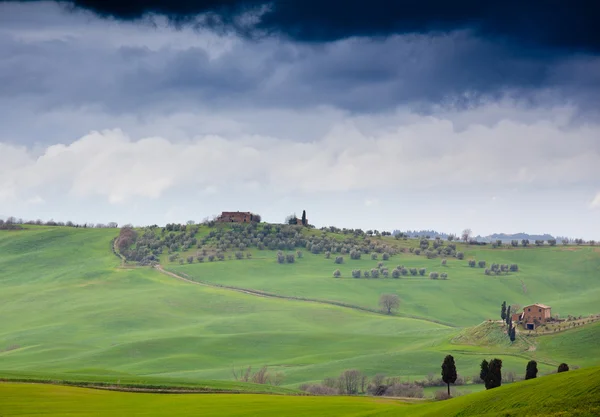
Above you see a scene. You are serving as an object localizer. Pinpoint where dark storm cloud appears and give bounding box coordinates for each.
[0,29,579,115]
[5,0,600,53]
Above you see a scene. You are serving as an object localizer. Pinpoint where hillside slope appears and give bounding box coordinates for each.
[1,366,598,416]
[1,225,598,387]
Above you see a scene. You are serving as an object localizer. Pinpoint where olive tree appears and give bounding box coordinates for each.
[379,294,400,315]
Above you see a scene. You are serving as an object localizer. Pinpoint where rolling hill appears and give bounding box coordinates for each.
[0,224,598,391]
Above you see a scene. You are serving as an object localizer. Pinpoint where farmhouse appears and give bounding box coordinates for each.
[216,211,259,223]
[520,303,552,330]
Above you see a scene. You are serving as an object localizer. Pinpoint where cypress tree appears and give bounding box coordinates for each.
[525,360,538,380]
[501,301,507,321]
[509,325,516,342]
[301,210,307,226]
[485,358,502,390]
[479,359,489,382]
[441,355,458,396]
[505,305,511,325]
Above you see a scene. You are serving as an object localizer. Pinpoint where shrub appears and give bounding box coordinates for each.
[333,269,341,278]
[286,253,295,263]
[434,390,452,400]
[478,260,486,268]
[335,256,344,264]
[429,272,440,279]
[392,268,400,278]
[509,264,519,272]
[208,254,215,262]
[468,260,476,267]
[370,268,380,278]
[440,272,448,280]
[456,252,464,260]
[297,250,303,258]
[363,270,370,278]
[414,249,421,255]
[325,251,331,259]
[196,255,204,263]
[384,383,424,398]
[484,268,491,275]
[441,258,447,266]
[381,269,389,278]
[409,267,418,276]
[371,253,378,260]
[352,269,362,278]
[235,251,244,260]
[277,252,285,264]
[187,256,194,264]
[350,250,362,260]
[382,252,390,261]
[400,267,408,276]
[299,384,339,396]
[419,268,426,276]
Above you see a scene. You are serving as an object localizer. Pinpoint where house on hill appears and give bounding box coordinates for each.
[216,211,259,223]
[520,303,552,330]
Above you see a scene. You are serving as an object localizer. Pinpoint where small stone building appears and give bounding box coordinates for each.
[521,303,552,330]
[216,211,257,223]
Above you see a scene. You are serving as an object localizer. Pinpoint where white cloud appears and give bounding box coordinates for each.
[1,109,599,207]
[591,192,600,209]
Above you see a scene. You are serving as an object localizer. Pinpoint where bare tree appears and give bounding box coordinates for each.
[462,228,472,242]
[379,294,400,314]
[338,369,363,395]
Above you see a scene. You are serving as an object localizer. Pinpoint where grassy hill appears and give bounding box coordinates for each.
[169,239,600,327]
[0,224,598,390]
[1,366,598,416]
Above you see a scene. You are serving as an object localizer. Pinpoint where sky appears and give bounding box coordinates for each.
[0,0,599,238]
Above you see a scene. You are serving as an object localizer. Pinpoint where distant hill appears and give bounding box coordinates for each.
[476,232,556,242]
[393,230,557,242]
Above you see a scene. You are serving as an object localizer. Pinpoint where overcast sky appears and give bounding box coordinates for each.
[1,1,599,238]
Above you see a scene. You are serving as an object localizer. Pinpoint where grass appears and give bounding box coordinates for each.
[170,242,600,327]
[1,366,599,416]
[0,225,598,390]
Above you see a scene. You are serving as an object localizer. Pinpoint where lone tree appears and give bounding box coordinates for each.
[462,228,472,243]
[441,355,458,397]
[301,210,307,226]
[484,359,503,390]
[479,359,489,382]
[501,301,507,321]
[379,294,400,315]
[525,360,538,380]
[558,363,569,373]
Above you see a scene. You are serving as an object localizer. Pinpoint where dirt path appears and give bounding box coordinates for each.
[154,265,456,328]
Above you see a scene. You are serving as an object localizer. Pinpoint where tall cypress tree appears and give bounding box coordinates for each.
[441,355,458,397]
[525,360,538,380]
[505,305,511,325]
[485,358,503,389]
[501,301,507,321]
[509,325,516,342]
[480,359,489,382]
[301,210,306,226]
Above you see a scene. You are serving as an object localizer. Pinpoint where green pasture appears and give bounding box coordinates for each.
[170,243,600,327]
[1,366,599,416]
[0,226,598,389]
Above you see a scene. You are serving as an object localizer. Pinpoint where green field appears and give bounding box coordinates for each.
[1,366,599,416]
[1,225,598,394]
[169,242,600,327]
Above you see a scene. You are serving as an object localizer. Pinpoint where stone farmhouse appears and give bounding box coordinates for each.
[216,211,259,223]
[518,303,552,330]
